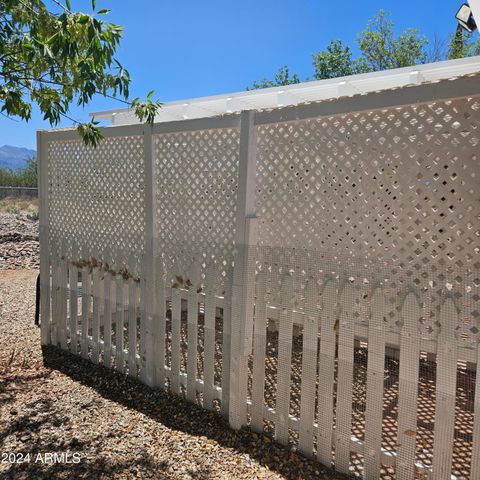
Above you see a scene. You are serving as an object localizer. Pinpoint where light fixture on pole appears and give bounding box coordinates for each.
[455,3,477,32]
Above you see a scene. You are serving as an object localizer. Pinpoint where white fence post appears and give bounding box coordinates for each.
[228,110,258,429]
[143,125,157,387]
[37,130,51,345]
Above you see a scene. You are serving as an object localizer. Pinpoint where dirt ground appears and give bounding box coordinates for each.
[0,269,348,480]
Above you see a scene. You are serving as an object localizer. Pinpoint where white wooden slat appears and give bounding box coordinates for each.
[396,293,422,480]
[59,240,69,350]
[275,273,294,445]
[50,253,60,347]
[251,270,267,432]
[203,262,217,410]
[187,262,200,403]
[432,298,458,479]
[364,287,388,479]
[221,264,234,418]
[80,247,91,360]
[298,277,320,457]
[115,258,125,373]
[91,249,101,364]
[103,250,113,368]
[155,256,167,388]
[316,280,338,466]
[69,242,78,354]
[128,255,138,377]
[470,334,480,477]
[139,254,148,383]
[171,279,182,394]
[334,282,356,474]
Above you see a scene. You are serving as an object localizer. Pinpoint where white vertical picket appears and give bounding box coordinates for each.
[139,254,148,382]
[251,270,267,432]
[171,279,182,394]
[128,255,138,377]
[58,239,69,350]
[221,263,234,418]
[69,241,78,354]
[363,287,387,479]
[334,282,356,474]
[432,297,458,479]
[37,131,51,346]
[316,280,338,465]
[275,273,294,445]
[298,277,320,457]
[155,256,166,388]
[103,250,113,368]
[91,249,101,364]
[470,335,480,477]
[203,262,217,409]
[50,253,60,346]
[396,293,422,480]
[80,247,91,359]
[187,261,200,403]
[115,258,125,373]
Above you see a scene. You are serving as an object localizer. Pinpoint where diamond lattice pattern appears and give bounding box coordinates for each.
[47,136,146,262]
[153,128,240,283]
[256,96,480,343]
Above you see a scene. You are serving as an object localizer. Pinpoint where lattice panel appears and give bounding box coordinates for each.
[47,136,146,262]
[153,128,240,283]
[256,96,480,343]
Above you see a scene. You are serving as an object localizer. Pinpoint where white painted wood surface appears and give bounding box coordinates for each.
[103,250,113,368]
[363,287,388,479]
[115,259,125,373]
[91,248,101,364]
[275,273,294,445]
[396,293,422,480]
[316,280,338,466]
[229,110,257,430]
[298,278,320,457]
[203,262,217,410]
[69,242,78,355]
[186,262,200,403]
[37,131,51,346]
[221,264,233,418]
[251,270,267,432]
[80,247,91,360]
[334,283,356,474]
[171,279,182,394]
[128,255,138,377]
[154,256,166,388]
[432,298,458,479]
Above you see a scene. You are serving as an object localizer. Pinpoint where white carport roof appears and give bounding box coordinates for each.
[91,56,480,125]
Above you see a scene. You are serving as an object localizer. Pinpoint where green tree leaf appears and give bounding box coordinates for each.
[0,1,161,146]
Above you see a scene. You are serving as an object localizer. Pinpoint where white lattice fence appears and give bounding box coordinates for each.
[38,77,480,479]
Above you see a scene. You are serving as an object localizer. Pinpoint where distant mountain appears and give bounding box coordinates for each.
[0,145,36,170]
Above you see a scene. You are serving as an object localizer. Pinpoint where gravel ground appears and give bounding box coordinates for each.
[0,269,348,480]
[0,212,39,270]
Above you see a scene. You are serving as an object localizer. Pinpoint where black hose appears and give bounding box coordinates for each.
[34,273,40,326]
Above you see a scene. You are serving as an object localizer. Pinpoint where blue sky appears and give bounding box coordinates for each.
[0,0,469,150]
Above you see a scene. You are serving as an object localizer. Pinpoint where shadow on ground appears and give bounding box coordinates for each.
[41,345,348,480]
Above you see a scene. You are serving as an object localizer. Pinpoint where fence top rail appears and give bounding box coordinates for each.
[91,56,480,125]
[41,113,241,143]
[41,71,480,142]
